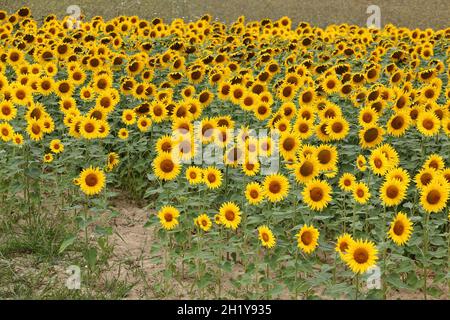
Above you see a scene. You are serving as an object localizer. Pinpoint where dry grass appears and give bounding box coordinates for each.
[1,0,449,29]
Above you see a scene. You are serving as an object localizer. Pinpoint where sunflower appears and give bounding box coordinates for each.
[420,182,449,213]
[343,239,378,274]
[293,157,320,183]
[43,153,53,163]
[293,117,314,140]
[219,202,241,230]
[380,179,407,207]
[339,173,356,192]
[359,125,384,149]
[137,117,152,132]
[195,214,212,232]
[241,157,261,176]
[416,111,440,136]
[369,149,389,176]
[386,167,410,186]
[296,225,319,254]
[353,182,371,204]
[356,155,367,171]
[245,182,264,205]
[118,128,129,140]
[203,166,222,189]
[263,174,290,202]
[386,111,410,137]
[186,166,203,185]
[415,167,436,190]
[279,132,300,159]
[106,152,120,171]
[156,135,175,155]
[314,144,338,171]
[325,116,349,140]
[335,233,355,258]
[258,225,276,249]
[423,154,445,171]
[302,179,332,211]
[50,139,64,154]
[79,117,99,140]
[157,206,180,230]
[388,212,413,245]
[121,109,136,125]
[0,101,17,121]
[78,166,106,196]
[0,122,14,142]
[153,152,181,181]
[26,119,44,141]
[12,133,24,146]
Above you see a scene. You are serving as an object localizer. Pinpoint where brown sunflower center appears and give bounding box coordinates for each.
[426,189,441,205]
[386,185,399,199]
[262,232,269,242]
[300,161,314,177]
[207,173,216,183]
[160,159,174,173]
[283,137,295,151]
[353,248,369,264]
[422,119,434,130]
[393,221,405,236]
[85,173,99,187]
[391,116,404,130]
[310,187,324,202]
[317,149,331,164]
[301,231,312,245]
[225,210,235,221]
[364,128,379,143]
[250,189,259,199]
[268,181,281,194]
[164,213,173,222]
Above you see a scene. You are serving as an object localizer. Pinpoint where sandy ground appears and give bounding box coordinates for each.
[1,0,449,29]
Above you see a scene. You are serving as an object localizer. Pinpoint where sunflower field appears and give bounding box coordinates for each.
[0,7,450,300]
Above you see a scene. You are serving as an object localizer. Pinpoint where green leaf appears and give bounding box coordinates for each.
[58,235,76,254]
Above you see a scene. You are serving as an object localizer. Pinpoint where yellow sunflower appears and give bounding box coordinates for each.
[50,139,64,154]
[245,182,264,205]
[335,233,355,259]
[78,166,106,196]
[343,239,378,274]
[157,206,180,230]
[195,214,212,232]
[380,179,407,207]
[203,166,222,189]
[263,174,290,202]
[185,166,203,185]
[302,179,332,211]
[152,152,181,181]
[296,225,319,254]
[339,173,356,192]
[388,212,413,245]
[353,182,371,204]
[219,202,241,230]
[258,225,276,249]
[420,182,449,213]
